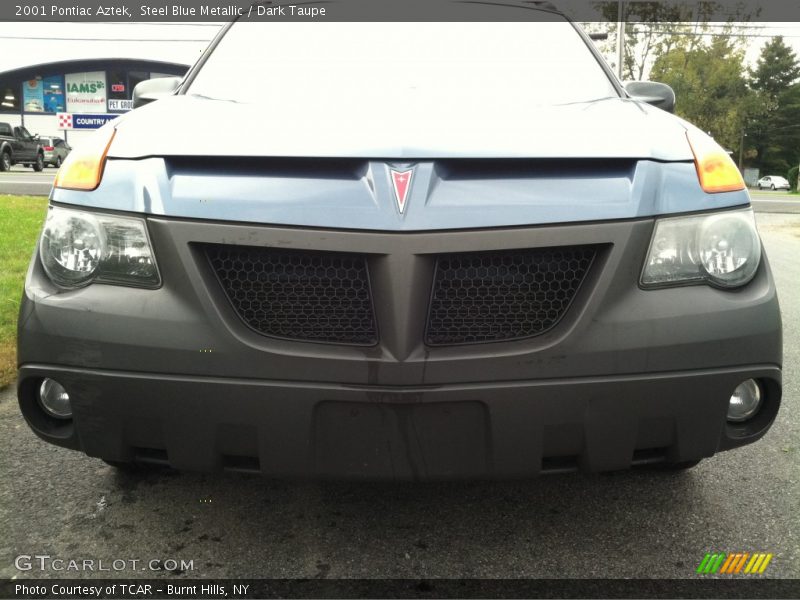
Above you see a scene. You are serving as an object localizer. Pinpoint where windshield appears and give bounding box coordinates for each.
[187,21,618,114]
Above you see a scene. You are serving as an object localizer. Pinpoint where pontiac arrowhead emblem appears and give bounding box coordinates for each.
[390,168,414,214]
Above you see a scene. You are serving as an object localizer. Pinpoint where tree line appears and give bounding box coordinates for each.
[589,3,800,185]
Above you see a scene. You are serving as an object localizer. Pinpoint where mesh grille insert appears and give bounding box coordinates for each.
[206,245,377,345]
[425,246,596,345]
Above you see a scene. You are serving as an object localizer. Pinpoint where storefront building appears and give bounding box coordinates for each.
[0,58,188,146]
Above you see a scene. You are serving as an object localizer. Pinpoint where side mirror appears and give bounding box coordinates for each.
[625,81,676,113]
[132,76,182,109]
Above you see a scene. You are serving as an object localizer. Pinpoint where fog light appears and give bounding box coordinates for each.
[38,379,72,419]
[727,380,762,422]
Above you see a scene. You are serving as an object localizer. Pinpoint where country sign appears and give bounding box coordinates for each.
[57,113,120,130]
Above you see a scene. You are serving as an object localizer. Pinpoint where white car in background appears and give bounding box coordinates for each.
[756,176,790,191]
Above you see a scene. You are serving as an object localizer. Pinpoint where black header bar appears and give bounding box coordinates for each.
[3,578,800,599]
[3,0,800,22]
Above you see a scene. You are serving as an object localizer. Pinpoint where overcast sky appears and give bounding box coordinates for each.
[0,22,798,77]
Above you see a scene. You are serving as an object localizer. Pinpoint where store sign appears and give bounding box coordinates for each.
[23,78,44,112]
[108,99,133,111]
[58,113,119,130]
[65,71,107,113]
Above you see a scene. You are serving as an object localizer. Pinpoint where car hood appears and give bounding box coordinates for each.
[108,94,694,161]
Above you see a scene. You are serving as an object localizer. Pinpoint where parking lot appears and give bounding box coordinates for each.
[0,211,797,581]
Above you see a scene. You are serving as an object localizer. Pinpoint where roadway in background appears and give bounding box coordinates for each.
[1,170,798,214]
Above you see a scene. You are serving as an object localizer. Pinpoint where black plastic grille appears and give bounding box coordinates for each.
[425,246,596,345]
[206,245,377,345]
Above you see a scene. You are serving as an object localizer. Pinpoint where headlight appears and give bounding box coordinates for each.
[40,206,160,289]
[39,208,104,287]
[641,209,761,289]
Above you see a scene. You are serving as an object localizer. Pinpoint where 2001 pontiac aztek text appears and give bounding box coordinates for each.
[17,5,782,479]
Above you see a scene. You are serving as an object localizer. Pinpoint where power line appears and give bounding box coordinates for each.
[92,22,223,26]
[0,35,212,42]
[618,23,799,30]
[2,20,223,26]
[629,29,800,38]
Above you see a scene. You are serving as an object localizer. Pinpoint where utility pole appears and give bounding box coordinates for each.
[616,0,625,80]
[738,127,746,171]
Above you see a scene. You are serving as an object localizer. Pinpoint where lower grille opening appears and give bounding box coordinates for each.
[426,245,597,345]
[222,454,261,473]
[541,455,580,474]
[133,447,169,465]
[205,244,378,345]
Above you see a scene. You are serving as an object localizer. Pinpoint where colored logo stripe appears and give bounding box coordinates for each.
[697,553,774,575]
[744,553,774,574]
[697,553,726,574]
[719,553,736,573]
[720,553,749,574]
[696,554,712,573]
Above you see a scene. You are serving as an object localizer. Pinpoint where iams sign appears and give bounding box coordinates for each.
[66,82,104,94]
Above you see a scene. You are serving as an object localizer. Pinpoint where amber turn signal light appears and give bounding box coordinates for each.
[54,126,116,191]
[686,130,745,194]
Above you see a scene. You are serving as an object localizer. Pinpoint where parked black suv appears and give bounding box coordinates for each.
[0,122,44,171]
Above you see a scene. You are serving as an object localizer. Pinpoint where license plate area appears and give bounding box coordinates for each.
[313,401,489,479]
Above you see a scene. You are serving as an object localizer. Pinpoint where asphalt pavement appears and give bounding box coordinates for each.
[750,191,800,214]
[0,166,55,196]
[0,213,797,581]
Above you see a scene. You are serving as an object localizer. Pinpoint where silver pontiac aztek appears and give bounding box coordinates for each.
[17,6,782,479]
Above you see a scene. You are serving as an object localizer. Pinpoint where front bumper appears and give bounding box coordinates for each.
[17,212,783,479]
[17,364,782,478]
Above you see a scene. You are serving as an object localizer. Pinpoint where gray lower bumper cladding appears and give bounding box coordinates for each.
[18,365,781,480]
